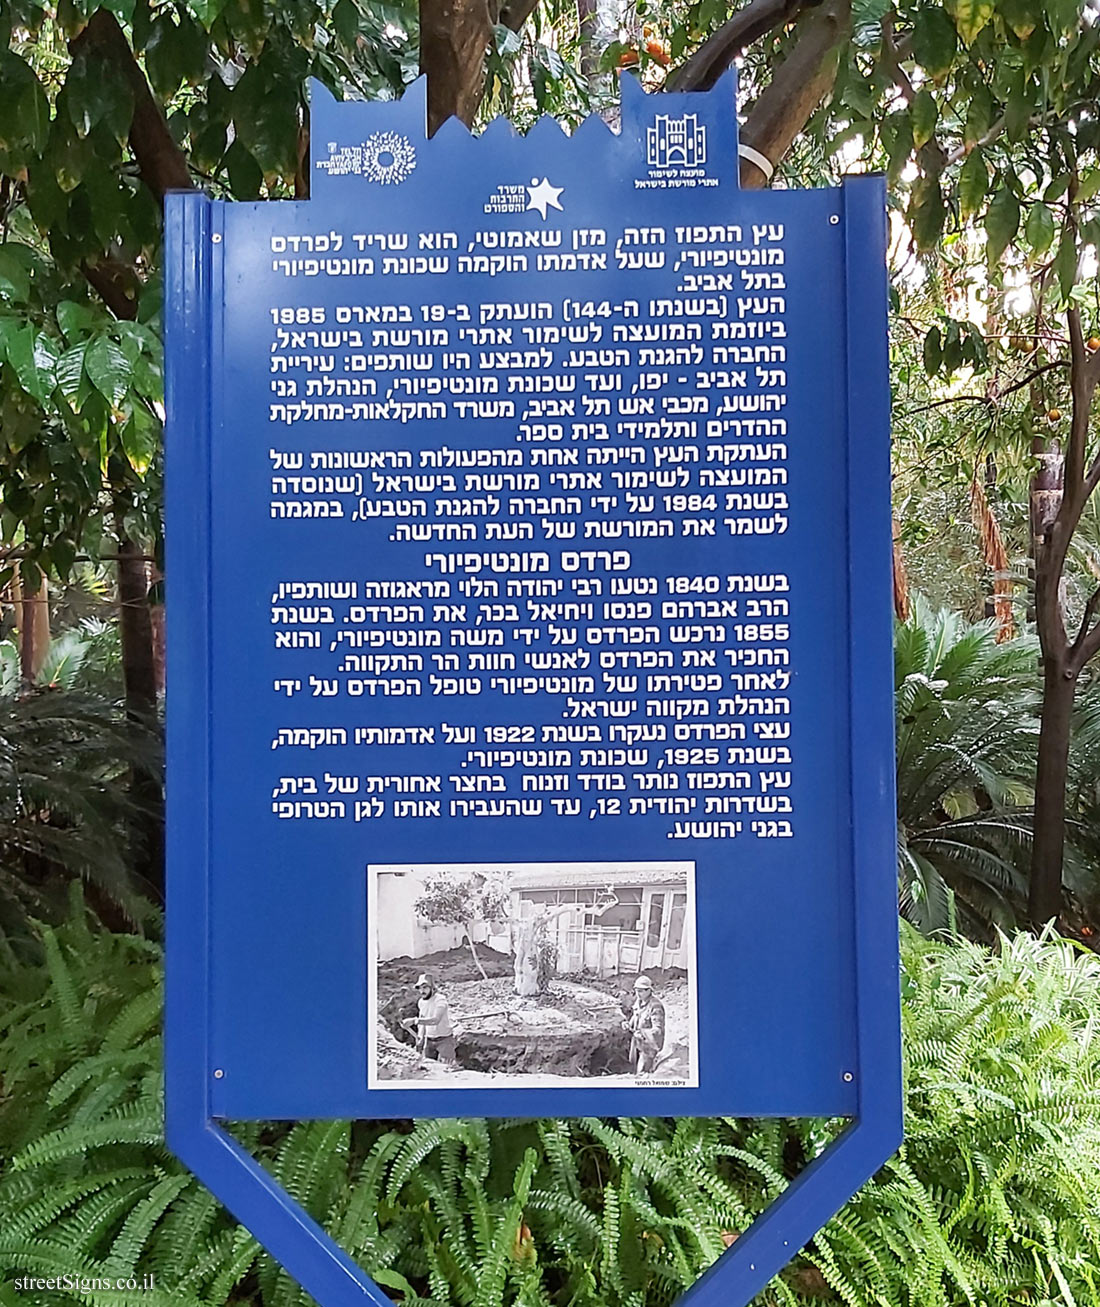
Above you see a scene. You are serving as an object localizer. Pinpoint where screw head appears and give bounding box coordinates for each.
[213,1068,225,1079]
[212,233,222,243]
[843,1071,854,1082]
[829,214,840,225]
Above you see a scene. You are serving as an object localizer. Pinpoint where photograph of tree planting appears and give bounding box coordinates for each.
[368,860,697,1088]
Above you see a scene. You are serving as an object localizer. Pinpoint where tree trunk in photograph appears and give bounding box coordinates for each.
[465,925,490,981]
[513,920,542,996]
[1029,654,1074,926]
[117,530,165,898]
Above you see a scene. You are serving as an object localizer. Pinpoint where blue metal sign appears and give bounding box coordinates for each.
[166,72,900,1307]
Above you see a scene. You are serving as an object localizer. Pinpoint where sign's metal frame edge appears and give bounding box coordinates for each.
[164,172,901,1307]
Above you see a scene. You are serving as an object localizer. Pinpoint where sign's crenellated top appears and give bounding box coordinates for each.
[308,71,740,200]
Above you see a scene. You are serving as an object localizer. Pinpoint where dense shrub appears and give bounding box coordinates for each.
[2,902,1100,1305]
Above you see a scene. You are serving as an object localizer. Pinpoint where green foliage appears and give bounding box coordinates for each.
[895,595,1042,935]
[0,0,421,585]
[0,686,160,940]
[7,903,1100,1306]
[799,924,1100,1306]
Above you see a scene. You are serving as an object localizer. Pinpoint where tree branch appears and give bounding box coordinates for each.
[736,0,851,187]
[69,10,194,318]
[901,362,1070,415]
[69,10,192,201]
[1068,585,1100,673]
[665,0,812,93]
[500,0,540,32]
[945,116,1004,167]
[80,254,143,321]
[879,13,915,104]
[1063,305,1092,500]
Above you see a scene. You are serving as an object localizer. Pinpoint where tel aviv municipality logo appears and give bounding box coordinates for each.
[646,114,707,169]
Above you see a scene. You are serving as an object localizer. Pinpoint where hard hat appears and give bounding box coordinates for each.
[634,975,653,990]
[415,974,433,987]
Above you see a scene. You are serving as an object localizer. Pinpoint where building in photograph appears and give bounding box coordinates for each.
[508,864,690,978]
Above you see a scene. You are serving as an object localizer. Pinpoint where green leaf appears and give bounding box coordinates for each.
[911,176,946,251]
[493,23,522,55]
[985,186,1020,261]
[0,51,50,157]
[25,161,67,231]
[998,0,1039,38]
[56,301,98,345]
[953,0,994,43]
[223,139,263,199]
[144,16,184,99]
[911,90,938,148]
[175,7,210,83]
[913,8,958,76]
[372,1269,416,1298]
[48,120,94,192]
[1054,230,1078,302]
[1046,0,1082,35]
[332,0,360,44]
[1024,201,1056,255]
[923,326,943,375]
[3,321,48,404]
[940,317,963,373]
[85,335,131,407]
[958,149,988,220]
[1003,70,1031,140]
[1044,174,1071,203]
[65,47,135,143]
[0,245,32,304]
[48,535,78,579]
[234,59,298,178]
[33,333,59,396]
[1078,170,1100,203]
[188,0,228,22]
[881,111,914,181]
[56,342,88,398]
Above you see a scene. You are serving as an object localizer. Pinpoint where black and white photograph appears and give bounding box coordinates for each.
[368,860,698,1089]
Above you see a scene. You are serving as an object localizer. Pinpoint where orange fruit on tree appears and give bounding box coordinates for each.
[1087,336,1100,352]
[646,39,670,64]
[618,47,639,65]
[1047,408,1062,421]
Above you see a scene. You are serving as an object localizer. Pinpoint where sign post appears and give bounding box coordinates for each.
[166,72,901,1306]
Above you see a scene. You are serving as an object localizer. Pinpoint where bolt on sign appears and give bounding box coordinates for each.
[165,72,901,1307]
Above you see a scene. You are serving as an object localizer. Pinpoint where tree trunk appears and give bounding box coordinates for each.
[420,0,494,135]
[891,517,909,621]
[464,923,490,980]
[1029,653,1074,925]
[513,920,542,995]
[117,529,164,899]
[15,567,50,685]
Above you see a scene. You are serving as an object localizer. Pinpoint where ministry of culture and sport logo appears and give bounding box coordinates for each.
[362,132,416,184]
[647,114,707,169]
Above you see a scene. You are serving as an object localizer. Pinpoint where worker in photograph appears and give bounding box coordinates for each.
[625,974,665,1074]
[402,972,457,1066]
